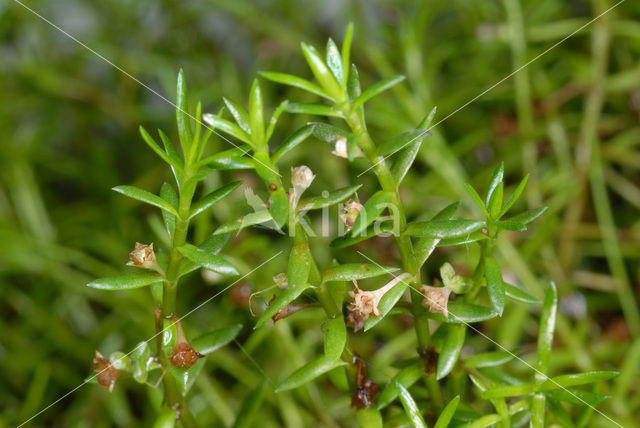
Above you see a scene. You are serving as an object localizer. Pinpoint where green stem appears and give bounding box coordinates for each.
[343,112,431,349]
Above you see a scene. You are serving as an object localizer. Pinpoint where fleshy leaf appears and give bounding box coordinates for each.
[437,324,466,380]
[324,316,346,362]
[88,272,162,290]
[322,263,398,282]
[113,185,179,217]
[275,356,345,392]
[177,244,239,276]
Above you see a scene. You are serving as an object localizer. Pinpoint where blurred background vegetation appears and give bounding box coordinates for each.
[1,0,640,426]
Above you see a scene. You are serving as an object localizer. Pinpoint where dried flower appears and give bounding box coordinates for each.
[93,351,121,392]
[128,242,162,273]
[420,285,452,318]
[168,317,204,368]
[440,262,472,294]
[273,272,288,289]
[347,273,411,331]
[351,354,379,408]
[418,346,438,376]
[339,199,363,230]
[169,342,205,368]
[331,137,363,159]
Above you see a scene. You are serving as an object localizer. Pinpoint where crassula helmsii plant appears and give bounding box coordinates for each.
[88,25,619,427]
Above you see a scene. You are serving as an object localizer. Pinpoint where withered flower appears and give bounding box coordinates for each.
[346,308,367,332]
[128,242,161,273]
[419,285,452,318]
[339,199,363,230]
[348,273,411,318]
[169,342,205,368]
[418,346,439,377]
[93,351,121,392]
[351,354,379,409]
[168,317,204,369]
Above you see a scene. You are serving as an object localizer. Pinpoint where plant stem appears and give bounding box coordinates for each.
[343,112,431,349]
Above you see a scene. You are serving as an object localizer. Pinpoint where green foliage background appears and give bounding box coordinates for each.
[1,0,639,426]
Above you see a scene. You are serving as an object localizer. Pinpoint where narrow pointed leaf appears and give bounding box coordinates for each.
[113,185,179,216]
[177,244,239,276]
[223,97,251,134]
[350,191,393,236]
[192,324,243,355]
[352,76,406,110]
[324,316,346,362]
[379,129,427,157]
[396,383,427,428]
[428,301,497,324]
[215,210,274,234]
[310,122,349,147]
[391,139,422,186]
[347,64,361,103]
[434,396,460,428]
[404,220,484,238]
[203,156,255,170]
[546,389,610,407]
[330,221,395,248]
[481,383,536,399]
[437,324,466,380]
[507,207,548,225]
[276,356,345,392]
[540,371,619,391]
[139,126,175,167]
[202,113,252,145]
[436,231,488,247]
[179,233,230,276]
[266,100,289,143]
[500,174,529,217]
[488,182,503,219]
[537,281,557,374]
[160,182,178,239]
[364,278,410,331]
[415,202,460,269]
[377,363,424,410]
[484,256,505,316]
[485,162,504,205]
[189,181,242,220]
[465,183,489,215]
[341,23,354,84]
[297,185,361,211]
[259,71,330,100]
[505,283,540,304]
[157,129,184,180]
[269,188,289,229]
[249,79,264,146]
[464,351,515,368]
[301,42,342,99]
[272,125,313,163]
[176,70,192,154]
[88,272,162,290]
[326,38,343,84]
[322,263,398,282]
[284,102,342,117]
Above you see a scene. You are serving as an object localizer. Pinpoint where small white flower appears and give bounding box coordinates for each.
[291,165,315,193]
[331,137,363,159]
[420,285,451,318]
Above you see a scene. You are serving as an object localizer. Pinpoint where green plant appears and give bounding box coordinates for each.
[86,26,622,427]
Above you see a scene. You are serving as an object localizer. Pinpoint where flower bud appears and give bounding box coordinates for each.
[291,166,315,194]
[331,137,363,159]
[419,285,451,318]
[93,351,121,392]
[339,199,363,230]
[128,242,159,270]
[440,262,472,294]
[169,342,205,369]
